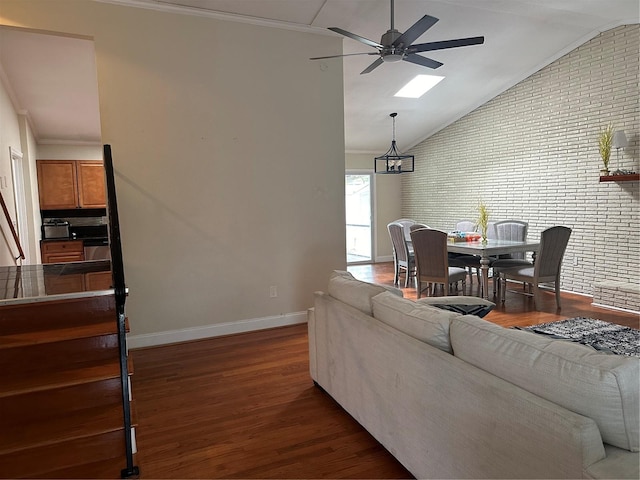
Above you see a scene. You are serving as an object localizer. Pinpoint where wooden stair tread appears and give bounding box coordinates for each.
[0,403,125,455]
[0,359,122,397]
[0,430,128,479]
[0,317,129,350]
[31,455,135,479]
[0,294,136,478]
[0,321,116,349]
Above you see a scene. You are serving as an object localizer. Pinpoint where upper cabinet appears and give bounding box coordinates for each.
[77,161,107,208]
[37,160,106,209]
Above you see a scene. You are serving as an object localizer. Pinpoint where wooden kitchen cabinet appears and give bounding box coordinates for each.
[41,240,85,264]
[37,160,106,209]
[77,161,107,208]
[37,161,78,209]
[85,271,113,290]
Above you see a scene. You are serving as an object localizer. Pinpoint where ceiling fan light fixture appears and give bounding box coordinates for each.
[374,113,414,174]
[395,74,445,98]
[383,53,404,63]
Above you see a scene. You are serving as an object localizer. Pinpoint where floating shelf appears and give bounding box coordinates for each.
[599,174,640,182]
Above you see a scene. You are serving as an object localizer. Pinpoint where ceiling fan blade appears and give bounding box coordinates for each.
[310,52,377,60]
[403,54,443,69]
[392,15,439,48]
[410,36,485,53]
[329,27,383,49]
[361,57,384,75]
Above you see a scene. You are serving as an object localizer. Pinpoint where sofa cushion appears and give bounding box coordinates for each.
[371,291,461,353]
[450,316,640,452]
[416,295,495,318]
[327,270,401,315]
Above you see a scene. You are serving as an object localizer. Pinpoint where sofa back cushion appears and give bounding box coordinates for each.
[450,316,640,452]
[371,291,461,353]
[327,270,401,316]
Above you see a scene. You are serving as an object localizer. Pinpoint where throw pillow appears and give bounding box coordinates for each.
[416,295,495,318]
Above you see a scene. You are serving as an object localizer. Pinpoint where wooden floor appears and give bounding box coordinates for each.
[130,262,639,479]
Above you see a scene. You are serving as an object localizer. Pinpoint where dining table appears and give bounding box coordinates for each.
[447,238,541,300]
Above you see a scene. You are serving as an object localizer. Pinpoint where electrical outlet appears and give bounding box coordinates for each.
[269,286,278,298]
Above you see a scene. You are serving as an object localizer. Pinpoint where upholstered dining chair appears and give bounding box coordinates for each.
[410,228,467,298]
[455,220,476,233]
[393,218,417,242]
[387,222,415,287]
[492,220,530,296]
[499,226,572,310]
[409,223,430,233]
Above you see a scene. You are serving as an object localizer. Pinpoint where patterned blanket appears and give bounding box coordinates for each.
[517,317,639,357]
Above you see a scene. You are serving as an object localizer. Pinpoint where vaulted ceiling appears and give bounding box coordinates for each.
[1,0,638,152]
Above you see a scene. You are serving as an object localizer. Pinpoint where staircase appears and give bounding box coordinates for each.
[0,295,136,478]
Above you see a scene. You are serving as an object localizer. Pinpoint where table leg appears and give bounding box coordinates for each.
[480,255,491,300]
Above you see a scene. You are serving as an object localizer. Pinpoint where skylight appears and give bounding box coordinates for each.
[395,75,445,98]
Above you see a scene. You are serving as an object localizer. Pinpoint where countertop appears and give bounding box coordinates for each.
[0,260,114,306]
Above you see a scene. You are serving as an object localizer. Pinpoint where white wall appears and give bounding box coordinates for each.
[0,72,27,264]
[403,25,639,309]
[1,0,346,344]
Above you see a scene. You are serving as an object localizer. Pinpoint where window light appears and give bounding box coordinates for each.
[394,74,444,98]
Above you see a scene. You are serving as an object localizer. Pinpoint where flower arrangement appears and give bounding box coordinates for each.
[476,200,489,242]
[598,124,614,174]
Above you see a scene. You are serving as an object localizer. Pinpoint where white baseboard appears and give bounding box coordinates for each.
[128,311,307,349]
[375,255,394,263]
[591,302,640,315]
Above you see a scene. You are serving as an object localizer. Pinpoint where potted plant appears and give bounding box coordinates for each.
[598,124,614,175]
[476,200,489,243]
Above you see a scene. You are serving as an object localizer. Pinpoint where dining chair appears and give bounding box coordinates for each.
[491,220,530,296]
[410,228,467,298]
[393,218,417,242]
[499,226,572,310]
[387,222,416,287]
[409,223,430,233]
[455,221,497,292]
[455,220,475,232]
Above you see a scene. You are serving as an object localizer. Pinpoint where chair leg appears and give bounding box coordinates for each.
[404,267,410,288]
[394,262,399,285]
[555,281,562,309]
[532,284,540,311]
[501,275,506,303]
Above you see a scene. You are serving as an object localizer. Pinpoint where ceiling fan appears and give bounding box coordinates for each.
[310,0,484,74]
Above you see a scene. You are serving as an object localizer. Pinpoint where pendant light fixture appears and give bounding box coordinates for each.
[374,112,414,174]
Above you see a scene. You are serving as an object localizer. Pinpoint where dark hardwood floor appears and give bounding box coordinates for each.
[130,262,639,479]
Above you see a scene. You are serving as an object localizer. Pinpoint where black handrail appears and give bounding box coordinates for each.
[103,145,139,479]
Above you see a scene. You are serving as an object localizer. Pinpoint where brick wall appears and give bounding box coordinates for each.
[403,25,639,310]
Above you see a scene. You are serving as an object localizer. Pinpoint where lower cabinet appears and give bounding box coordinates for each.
[41,240,85,264]
[85,271,113,290]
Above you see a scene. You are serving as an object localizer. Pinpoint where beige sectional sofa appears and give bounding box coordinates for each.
[308,271,639,479]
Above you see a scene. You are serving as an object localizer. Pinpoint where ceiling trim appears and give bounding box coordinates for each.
[94,0,334,35]
[37,139,103,146]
